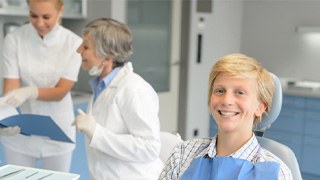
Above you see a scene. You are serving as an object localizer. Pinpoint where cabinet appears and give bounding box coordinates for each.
[0,0,87,19]
[264,95,320,179]
[71,101,89,179]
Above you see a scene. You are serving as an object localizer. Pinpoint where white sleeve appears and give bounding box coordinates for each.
[2,33,19,79]
[60,34,82,82]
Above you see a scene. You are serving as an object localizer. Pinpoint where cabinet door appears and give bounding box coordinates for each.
[268,107,304,134]
[264,131,302,163]
[70,132,88,179]
[282,95,305,109]
[301,136,320,176]
[305,97,320,111]
[69,102,89,179]
[305,111,320,137]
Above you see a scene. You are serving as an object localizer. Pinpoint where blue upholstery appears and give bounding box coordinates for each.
[254,73,302,180]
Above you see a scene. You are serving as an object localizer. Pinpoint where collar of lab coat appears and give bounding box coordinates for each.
[30,23,61,47]
[107,62,133,88]
[87,62,133,113]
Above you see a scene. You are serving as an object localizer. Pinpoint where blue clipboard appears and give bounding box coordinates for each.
[0,114,74,143]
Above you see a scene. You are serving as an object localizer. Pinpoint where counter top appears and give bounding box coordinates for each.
[1,91,91,104]
[71,91,91,104]
[283,86,320,99]
[280,78,320,98]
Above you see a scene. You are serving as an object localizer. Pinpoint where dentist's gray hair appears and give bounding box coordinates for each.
[83,18,133,66]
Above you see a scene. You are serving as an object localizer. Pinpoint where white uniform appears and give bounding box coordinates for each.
[1,23,81,158]
[86,62,163,180]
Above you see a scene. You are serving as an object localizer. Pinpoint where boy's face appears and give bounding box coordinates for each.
[210,72,265,135]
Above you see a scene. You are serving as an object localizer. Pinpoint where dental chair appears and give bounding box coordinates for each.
[159,131,183,163]
[161,73,302,179]
[254,73,302,180]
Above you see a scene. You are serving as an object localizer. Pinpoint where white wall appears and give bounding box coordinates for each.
[241,0,320,81]
[181,0,243,139]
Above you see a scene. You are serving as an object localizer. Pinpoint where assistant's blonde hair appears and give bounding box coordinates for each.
[208,53,274,124]
[27,0,64,24]
[27,0,64,9]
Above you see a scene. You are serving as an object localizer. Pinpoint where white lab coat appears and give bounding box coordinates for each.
[86,62,163,180]
[1,23,82,157]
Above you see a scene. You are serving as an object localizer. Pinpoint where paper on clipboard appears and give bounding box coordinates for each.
[0,164,80,179]
[0,103,73,143]
[0,102,19,120]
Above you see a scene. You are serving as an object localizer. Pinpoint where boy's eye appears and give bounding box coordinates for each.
[213,88,224,94]
[236,90,245,95]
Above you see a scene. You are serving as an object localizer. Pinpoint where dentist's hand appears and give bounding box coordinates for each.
[0,126,21,136]
[73,109,96,139]
[1,86,38,107]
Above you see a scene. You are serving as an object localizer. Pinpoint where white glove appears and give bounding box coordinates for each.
[73,109,96,139]
[1,86,38,107]
[0,126,21,136]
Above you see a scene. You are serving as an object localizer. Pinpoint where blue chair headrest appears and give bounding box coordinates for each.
[254,73,282,132]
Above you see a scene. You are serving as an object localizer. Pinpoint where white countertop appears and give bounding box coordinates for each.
[71,91,91,104]
[280,78,320,98]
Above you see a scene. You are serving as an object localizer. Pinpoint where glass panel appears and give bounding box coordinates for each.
[0,0,86,18]
[127,0,171,92]
[64,0,81,14]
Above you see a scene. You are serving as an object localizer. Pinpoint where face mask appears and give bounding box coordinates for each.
[88,60,104,76]
[88,66,104,76]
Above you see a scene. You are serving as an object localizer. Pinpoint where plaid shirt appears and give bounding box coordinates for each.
[159,134,293,180]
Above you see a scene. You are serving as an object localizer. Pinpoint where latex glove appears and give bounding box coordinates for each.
[0,126,21,136]
[73,109,96,139]
[1,86,38,107]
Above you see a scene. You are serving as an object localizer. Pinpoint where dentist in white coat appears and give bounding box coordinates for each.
[73,18,163,180]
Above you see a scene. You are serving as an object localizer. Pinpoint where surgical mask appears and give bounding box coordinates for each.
[88,59,105,76]
[88,66,103,76]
